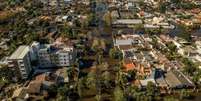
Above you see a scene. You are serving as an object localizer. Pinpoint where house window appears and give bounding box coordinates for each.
[20,66,25,68]
[21,69,26,73]
[23,74,27,77]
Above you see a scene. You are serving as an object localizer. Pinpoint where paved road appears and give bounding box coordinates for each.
[92,1,108,37]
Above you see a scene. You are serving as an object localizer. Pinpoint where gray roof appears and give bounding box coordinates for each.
[115,39,133,46]
[164,70,194,88]
[113,19,143,25]
[9,46,30,59]
[192,28,201,37]
[165,71,181,88]
[144,24,175,29]
[140,79,156,87]
[156,77,168,87]
[154,69,168,87]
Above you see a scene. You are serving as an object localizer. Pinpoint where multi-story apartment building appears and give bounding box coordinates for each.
[8,46,32,80]
[31,42,75,68]
[7,42,75,80]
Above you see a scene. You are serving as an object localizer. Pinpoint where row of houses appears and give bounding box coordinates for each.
[113,30,195,90]
[112,18,175,29]
[12,68,70,100]
[139,69,194,90]
[114,33,154,76]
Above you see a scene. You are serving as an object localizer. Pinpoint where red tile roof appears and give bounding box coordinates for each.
[123,59,135,71]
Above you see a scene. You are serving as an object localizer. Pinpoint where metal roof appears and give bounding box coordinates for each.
[113,19,143,25]
[164,70,194,88]
[115,39,133,46]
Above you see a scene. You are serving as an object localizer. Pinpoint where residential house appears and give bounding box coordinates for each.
[12,87,29,100]
[139,69,156,88]
[123,59,135,71]
[138,62,152,76]
[12,67,69,99]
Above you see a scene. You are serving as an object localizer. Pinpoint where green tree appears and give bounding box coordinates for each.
[165,42,178,60]
[0,65,16,82]
[127,70,136,80]
[151,36,158,48]
[126,85,140,99]
[164,97,179,101]
[86,72,96,89]
[77,79,82,97]
[177,24,192,42]
[146,82,155,96]
[103,11,112,26]
[134,24,144,31]
[6,0,21,7]
[109,48,123,60]
[48,85,58,96]
[57,85,70,100]
[166,42,177,53]
[180,89,191,100]
[192,69,201,84]
[159,2,167,13]
[171,0,181,4]
[109,48,115,58]
[182,58,197,76]
[101,71,111,88]
[95,94,101,101]
[114,86,125,101]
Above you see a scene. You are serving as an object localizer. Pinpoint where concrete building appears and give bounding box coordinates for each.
[8,46,32,80]
[31,42,75,68]
[7,41,76,80]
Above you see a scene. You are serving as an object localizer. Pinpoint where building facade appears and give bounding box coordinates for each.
[31,42,75,68]
[7,42,75,80]
[8,46,32,80]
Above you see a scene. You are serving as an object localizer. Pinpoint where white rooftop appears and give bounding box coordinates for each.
[114,39,133,46]
[113,19,143,24]
[9,46,30,59]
